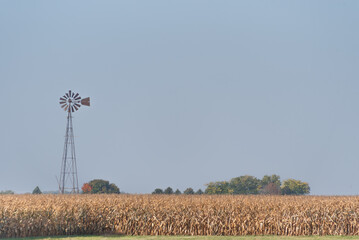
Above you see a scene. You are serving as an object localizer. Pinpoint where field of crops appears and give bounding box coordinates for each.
[1,195,359,238]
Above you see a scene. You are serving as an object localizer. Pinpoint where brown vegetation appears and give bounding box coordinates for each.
[1,194,359,238]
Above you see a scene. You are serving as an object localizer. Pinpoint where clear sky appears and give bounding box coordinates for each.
[0,1,358,195]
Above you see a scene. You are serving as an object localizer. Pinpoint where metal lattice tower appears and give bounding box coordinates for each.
[59,90,90,194]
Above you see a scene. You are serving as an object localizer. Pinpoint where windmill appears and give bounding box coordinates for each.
[58,90,90,194]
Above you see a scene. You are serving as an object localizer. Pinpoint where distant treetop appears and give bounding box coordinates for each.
[32,186,42,194]
[0,190,14,195]
[205,175,309,195]
[81,179,120,194]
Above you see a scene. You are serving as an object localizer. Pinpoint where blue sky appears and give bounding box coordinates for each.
[0,1,358,194]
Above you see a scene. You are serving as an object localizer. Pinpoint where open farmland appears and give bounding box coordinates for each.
[2,195,359,238]
[14,236,359,240]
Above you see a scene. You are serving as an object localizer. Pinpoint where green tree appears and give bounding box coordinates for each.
[164,187,174,194]
[88,179,120,194]
[32,186,42,194]
[261,174,281,188]
[259,174,281,195]
[229,175,260,194]
[174,189,181,194]
[152,188,163,194]
[183,188,195,195]
[205,181,230,194]
[196,189,203,195]
[108,183,120,194]
[281,179,310,195]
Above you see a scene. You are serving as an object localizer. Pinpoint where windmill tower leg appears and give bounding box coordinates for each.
[59,110,79,194]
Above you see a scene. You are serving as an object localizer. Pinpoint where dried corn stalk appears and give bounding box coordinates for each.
[1,195,359,238]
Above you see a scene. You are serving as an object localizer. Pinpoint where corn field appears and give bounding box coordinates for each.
[1,194,359,238]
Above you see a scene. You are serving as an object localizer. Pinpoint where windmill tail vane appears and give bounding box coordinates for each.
[58,90,90,194]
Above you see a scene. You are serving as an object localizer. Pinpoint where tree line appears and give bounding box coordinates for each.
[26,175,309,195]
[152,187,204,195]
[0,190,14,195]
[152,175,310,195]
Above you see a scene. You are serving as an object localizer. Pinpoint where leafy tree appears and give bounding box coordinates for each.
[32,186,42,194]
[152,188,163,194]
[164,187,174,194]
[281,179,310,195]
[204,175,310,196]
[196,189,203,195]
[205,181,230,194]
[108,183,120,194]
[229,175,260,194]
[259,175,281,195]
[81,183,92,194]
[183,188,195,195]
[88,179,120,194]
[89,179,109,193]
[260,182,281,195]
[174,189,181,194]
[261,174,281,188]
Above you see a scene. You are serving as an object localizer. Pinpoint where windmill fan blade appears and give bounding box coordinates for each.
[81,97,90,106]
[60,92,90,112]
